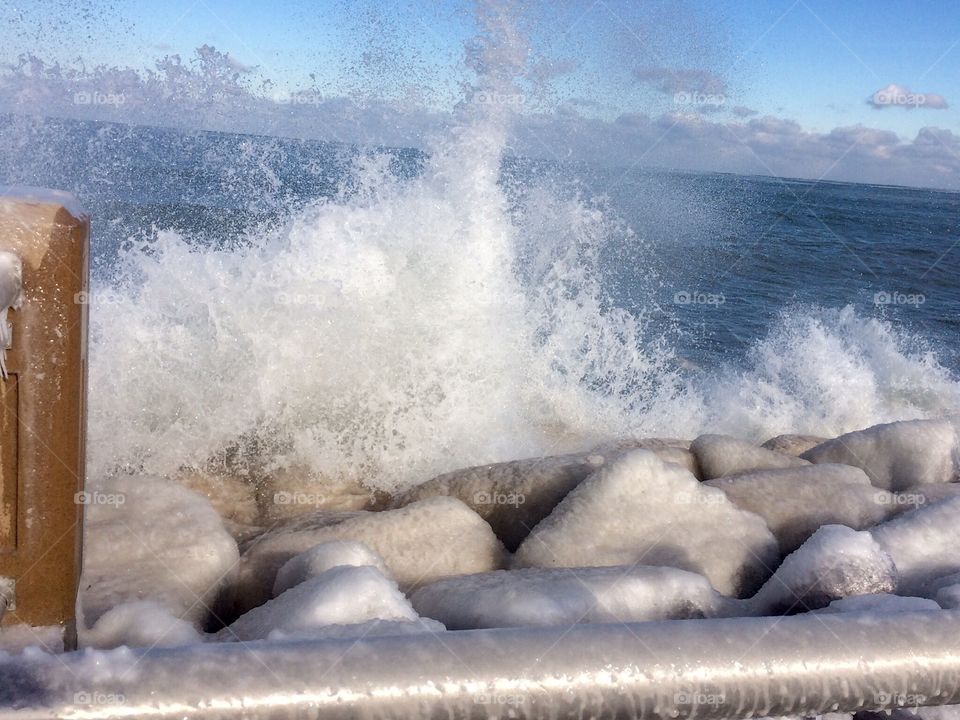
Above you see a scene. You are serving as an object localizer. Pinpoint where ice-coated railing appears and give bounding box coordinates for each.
[1,610,958,719]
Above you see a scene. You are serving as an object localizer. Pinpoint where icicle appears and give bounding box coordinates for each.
[0,250,24,379]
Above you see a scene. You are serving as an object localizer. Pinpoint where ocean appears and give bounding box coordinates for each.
[1,113,959,493]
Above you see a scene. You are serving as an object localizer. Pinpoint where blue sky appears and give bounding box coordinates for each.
[2,0,959,187]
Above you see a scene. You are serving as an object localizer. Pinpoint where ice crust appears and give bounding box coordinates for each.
[512,449,779,597]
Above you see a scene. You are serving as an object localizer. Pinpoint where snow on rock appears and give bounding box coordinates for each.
[410,565,734,630]
[266,617,445,642]
[761,434,829,456]
[890,483,960,513]
[590,438,702,479]
[233,496,507,613]
[82,601,204,649]
[79,474,239,640]
[801,419,959,491]
[512,450,780,598]
[815,593,941,615]
[692,434,810,480]
[389,453,606,551]
[705,464,892,554]
[871,497,960,595]
[222,565,419,641]
[749,525,897,615]
[0,625,64,655]
[273,541,388,597]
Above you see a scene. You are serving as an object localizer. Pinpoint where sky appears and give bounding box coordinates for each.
[1,0,959,189]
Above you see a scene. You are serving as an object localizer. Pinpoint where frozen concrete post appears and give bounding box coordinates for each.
[0,187,89,645]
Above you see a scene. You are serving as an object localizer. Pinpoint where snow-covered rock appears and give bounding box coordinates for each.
[692,434,809,479]
[257,463,386,523]
[801,419,958,491]
[749,525,897,615]
[79,475,239,641]
[705,464,892,554]
[82,601,204,649]
[761,434,828,456]
[590,438,701,478]
[871,497,960,594]
[390,453,605,550]
[411,565,733,630]
[233,496,507,613]
[816,593,941,615]
[512,450,779,598]
[273,541,388,597]
[890,483,960,513]
[223,566,418,641]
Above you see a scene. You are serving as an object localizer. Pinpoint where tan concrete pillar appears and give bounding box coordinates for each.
[0,187,89,644]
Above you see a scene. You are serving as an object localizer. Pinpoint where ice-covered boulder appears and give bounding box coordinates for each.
[871,497,960,594]
[266,617,445,642]
[801,419,958,491]
[590,438,701,479]
[761,434,828,456]
[749,525,897,615]
[81,601,204,649]
[223,565,418,641]
[273,541,388,596]
[411,565,733,630]
[705,464,892,553]
[816,593,941,615]
[389,453,606,551]
[692,434,809,479]
[233,496,507,613]
[890,483,960,513]
[79,475,240,640]
[512,450,779,598]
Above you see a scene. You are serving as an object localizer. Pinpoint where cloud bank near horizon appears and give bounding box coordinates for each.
[1,50,957,192]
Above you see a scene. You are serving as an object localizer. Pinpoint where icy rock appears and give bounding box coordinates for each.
[692,434,809,480]
[257,463,387,523]
[512,450,779,598]
[410,565,733,630]
[233,496,508,613]
[175,467,259,526]
[871,497,960,594]
[761,434,829,456]
[749,525,897,615]
[935,584,960,609]
[223,566,418,641]
[390,453,606,551]
[266,617,445,642]
[705,464,892,554]
[801,419,959,491]
[816,593,941,615]
[82,601,204,649]
[273,541,388,597]
[79,475,239,636]
[590,438,702,479]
